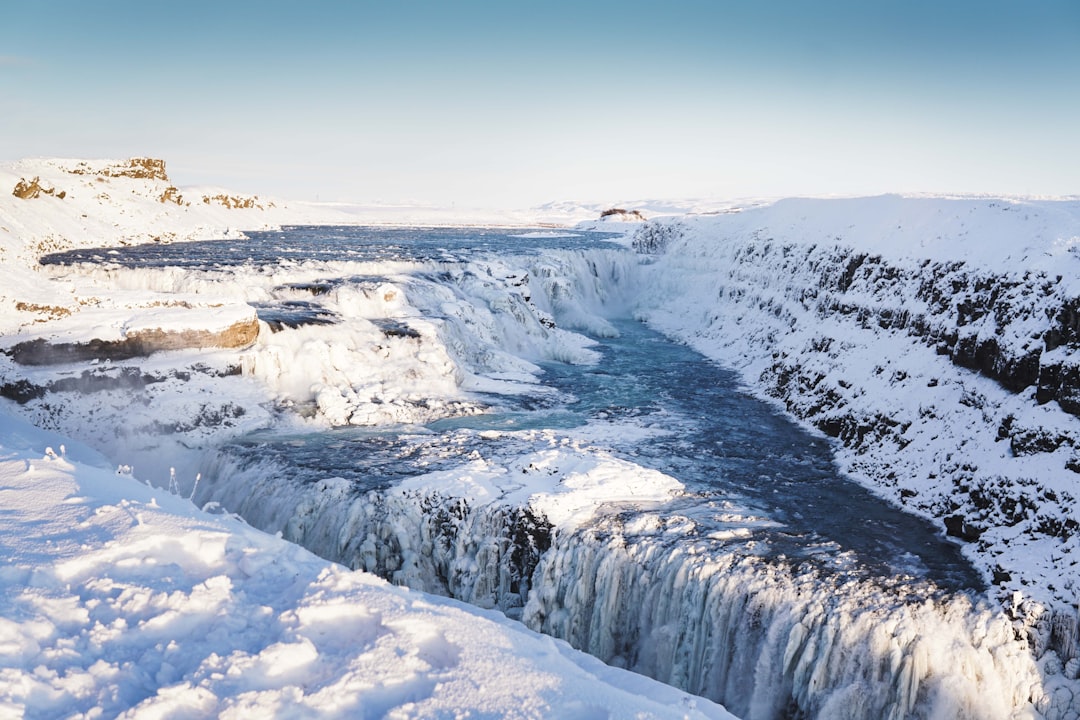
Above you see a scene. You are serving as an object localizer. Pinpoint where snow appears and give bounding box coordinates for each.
[0,413,732,719]
[0,157,736,718]
[394,440,685,527]
[625,197,1080,617]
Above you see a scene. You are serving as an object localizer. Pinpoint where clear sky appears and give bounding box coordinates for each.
[2,1,1078,206]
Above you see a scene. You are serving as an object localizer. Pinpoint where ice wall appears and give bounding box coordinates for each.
[524,519,1047,720]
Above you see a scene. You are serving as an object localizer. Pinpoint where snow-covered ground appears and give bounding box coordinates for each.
[3,156,1080,718]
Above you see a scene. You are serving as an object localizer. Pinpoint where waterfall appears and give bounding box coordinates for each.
[523,518,1039,720]
[195,445,1048,719]
[183,238,1071,718]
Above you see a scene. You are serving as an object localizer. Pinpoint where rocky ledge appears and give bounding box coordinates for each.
[6,317,259,365]
[2,299,260,365]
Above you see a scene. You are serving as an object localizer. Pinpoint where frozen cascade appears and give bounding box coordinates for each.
[197,441,554,612]
[196,445,1046,719]
[524,521,1040,720]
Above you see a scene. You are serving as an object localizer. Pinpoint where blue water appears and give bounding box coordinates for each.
[41,225,623,268]
[428,317,981,588]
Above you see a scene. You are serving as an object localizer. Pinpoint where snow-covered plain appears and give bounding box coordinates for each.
[2,157,1080,718]
[0,159,735,719]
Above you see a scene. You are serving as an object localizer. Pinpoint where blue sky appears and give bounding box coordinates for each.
[2,1,1077,206]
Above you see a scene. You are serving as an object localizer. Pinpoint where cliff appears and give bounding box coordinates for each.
[633,194,1080,643]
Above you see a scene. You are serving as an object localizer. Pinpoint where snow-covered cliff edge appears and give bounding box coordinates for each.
[0,157,357,374]
[633,195,1080,654]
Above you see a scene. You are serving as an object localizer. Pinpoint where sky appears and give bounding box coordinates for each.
[1,0,1078,207]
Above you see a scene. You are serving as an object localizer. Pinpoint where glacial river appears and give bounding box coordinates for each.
[47,226,979,588]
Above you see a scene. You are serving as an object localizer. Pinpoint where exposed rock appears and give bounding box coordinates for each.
[13,177,66,200]
[159,186,187,206]
[6,317,260,365]
[0,379,47,404]
[201,193,274,210]
[14,302,72,321]
[943,514,984,542]
[67,157,169,182]
[599,208,646,222]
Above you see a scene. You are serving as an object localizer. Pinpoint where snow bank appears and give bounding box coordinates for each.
[0,157,353,353]
[0,157,344,268]
[0,414,734,719]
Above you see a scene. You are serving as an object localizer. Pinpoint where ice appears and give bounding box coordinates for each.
[193,423,1052,717]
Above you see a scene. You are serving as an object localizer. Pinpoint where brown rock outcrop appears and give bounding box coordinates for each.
[201,193,274,210]
[599,208,646,222]
[6,316,260,365]
[67,158,170,182]
[13,177,66,200]
[159,186,186,205]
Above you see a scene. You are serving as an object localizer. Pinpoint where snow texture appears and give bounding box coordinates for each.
[0,413,732,719]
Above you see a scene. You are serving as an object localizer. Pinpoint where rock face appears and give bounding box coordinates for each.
[159,186,186,205]
[599,207,646,222]
[66,157,170,182]
[6,317,260,365]
[12,177,66,200]
[201,193,274,210]
[632,209,1080,661]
